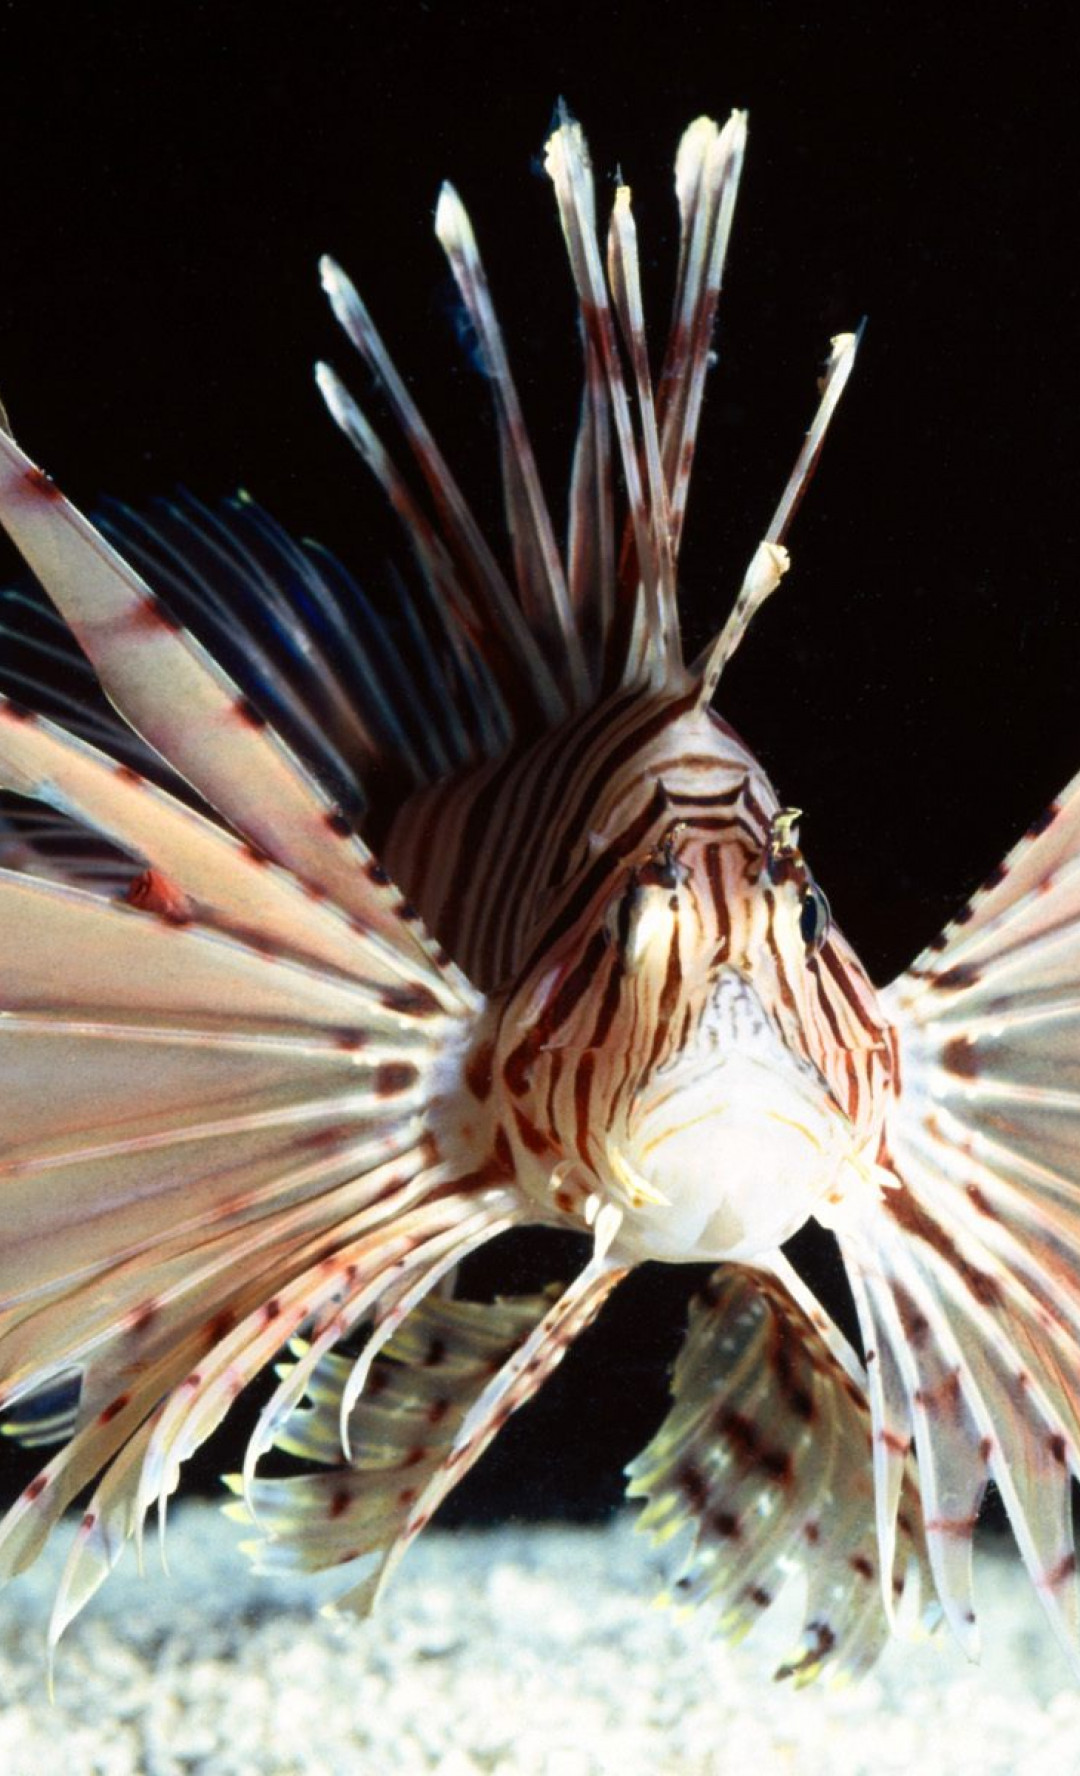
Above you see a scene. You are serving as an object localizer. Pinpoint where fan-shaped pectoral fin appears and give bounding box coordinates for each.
[864,773,1080,1675]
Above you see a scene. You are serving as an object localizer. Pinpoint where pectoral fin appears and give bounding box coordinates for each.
[836,772,1080,1673]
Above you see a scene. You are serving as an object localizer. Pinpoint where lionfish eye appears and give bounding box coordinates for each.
[610,865,683,970]
[799,880,831,953]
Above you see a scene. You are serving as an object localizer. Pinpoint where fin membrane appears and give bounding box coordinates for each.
[842,770,1080,1673]
[627,1263,936,1686]
[224,1290,556,1612]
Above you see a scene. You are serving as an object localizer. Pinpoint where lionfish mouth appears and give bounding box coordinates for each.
[603,969,859,1265]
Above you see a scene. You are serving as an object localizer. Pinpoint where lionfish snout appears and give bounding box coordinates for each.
[602,960,862,1264]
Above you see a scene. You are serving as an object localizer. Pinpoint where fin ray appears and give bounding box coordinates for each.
[627,1263,935,1685]
[838,775,1080,1673]
[225,1291,554,1602]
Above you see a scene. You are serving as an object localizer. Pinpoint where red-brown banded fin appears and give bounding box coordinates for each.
[865,758,1080,1674]
[0,799,496,1643]
[222,1290,554,1610]
[545,115,680,690]
[434,181,589,708]
[316,267,566,731]
[128,592,183,635]
[626,1263,935,1686]
[23,464,62,500]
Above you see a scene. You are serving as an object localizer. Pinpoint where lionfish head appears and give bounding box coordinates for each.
[500,791,882,1267]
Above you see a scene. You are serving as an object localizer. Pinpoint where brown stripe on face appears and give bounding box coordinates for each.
[545,1045,564,1133]
[739,775,773,837]
[439,757,522,948]
[511,1101,550,1156]
[545,927,612,1034]
[817,941,883,1043]
[809,959,848,1055]
[520,780,670,979]
[586,941,625,1052]
[574,1051,596,1166]
[486,690,651,959]
[436,687,643,969]
[465,1038,495,1101]
[549,685,701,884]
[762,889,798,1018]
[677,810,770,846]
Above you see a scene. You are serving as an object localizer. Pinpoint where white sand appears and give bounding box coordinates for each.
[0,1503,1077,1775]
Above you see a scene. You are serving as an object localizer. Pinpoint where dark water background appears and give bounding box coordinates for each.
[0,0,1075,1531]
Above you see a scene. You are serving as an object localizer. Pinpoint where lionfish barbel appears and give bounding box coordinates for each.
[0,110,1076,1687]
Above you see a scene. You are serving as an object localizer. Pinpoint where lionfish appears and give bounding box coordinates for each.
[0,107,1077,1690]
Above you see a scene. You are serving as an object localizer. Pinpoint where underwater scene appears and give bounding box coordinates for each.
[3,5,1080,1772]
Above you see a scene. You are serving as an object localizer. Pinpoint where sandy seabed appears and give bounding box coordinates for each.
[0,1501,1077,1775]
